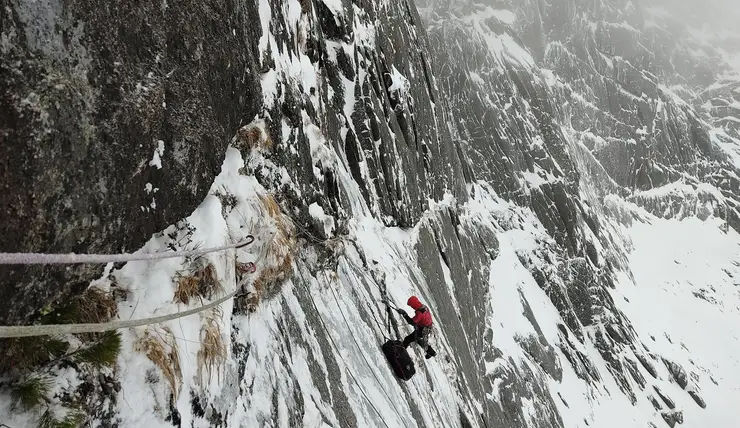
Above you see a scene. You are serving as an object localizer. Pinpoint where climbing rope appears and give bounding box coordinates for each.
[341,254,401,341]
[0,290,238,338]
[380,286,397,340]
[338,261,392,341]
[298,274,403,428]
[0,235,256,337]
[325,270,411,428]
[0,236,254,265]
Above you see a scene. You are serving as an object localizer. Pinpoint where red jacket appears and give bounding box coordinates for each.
[405,296,432,328]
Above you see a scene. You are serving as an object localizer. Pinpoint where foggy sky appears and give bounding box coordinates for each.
[650,0,740,30]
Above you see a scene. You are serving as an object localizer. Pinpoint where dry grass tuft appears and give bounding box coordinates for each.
[246,194,297,312]
[134,327,182,399]
[197,310,226,386]
[174,276,199,305]
[234,121,273,151]
[259,194,282,218]
[174,263,223,305]
[39,286,118,327]
[75,287,118,323]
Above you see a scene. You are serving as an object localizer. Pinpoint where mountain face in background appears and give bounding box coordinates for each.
[2,0,740,427]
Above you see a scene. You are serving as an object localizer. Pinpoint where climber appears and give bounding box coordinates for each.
[396,296,437,359]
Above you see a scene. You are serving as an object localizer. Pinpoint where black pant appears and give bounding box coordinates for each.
[403,328,425,347]
[403,328,434,356]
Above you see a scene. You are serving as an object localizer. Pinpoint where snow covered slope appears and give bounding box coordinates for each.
[3,0,740,427]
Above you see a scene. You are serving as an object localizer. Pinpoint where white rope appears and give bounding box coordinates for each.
[0,235,255,337]
[0,236,254,265]
[0,291,238,338]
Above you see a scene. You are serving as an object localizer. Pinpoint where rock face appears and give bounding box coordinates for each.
[3,0,740,427]
[0,0,262,323]
[216,0,739,426]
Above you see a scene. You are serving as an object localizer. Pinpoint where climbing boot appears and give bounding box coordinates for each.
[425,347,437,359]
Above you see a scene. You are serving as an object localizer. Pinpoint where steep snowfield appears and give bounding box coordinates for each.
[465,184,740,428]
[615,216,740,427]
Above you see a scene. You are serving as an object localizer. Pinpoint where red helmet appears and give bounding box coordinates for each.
[407,295,422,310]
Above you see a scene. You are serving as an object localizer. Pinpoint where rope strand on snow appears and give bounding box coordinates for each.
[326,282,411,428]
[341,262,395,341]
[0,290,238,338]
[0,235,256,337]
[341,250,401,340]
[0,236,254,265]
[298,274,401,428]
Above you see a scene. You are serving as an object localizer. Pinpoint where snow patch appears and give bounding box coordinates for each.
[149,140,165,170]
[308,202,336,237]
[320,0,344,17]
[613,217,740,427]
[388,65,411,103]
[469,72,486,87]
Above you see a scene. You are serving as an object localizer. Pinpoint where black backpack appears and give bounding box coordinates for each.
[382,340,416,380]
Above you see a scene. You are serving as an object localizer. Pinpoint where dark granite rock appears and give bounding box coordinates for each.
[661,410,684,428]
[663,358,689,389]
[0,0,262,324]
[687,389,707,409]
